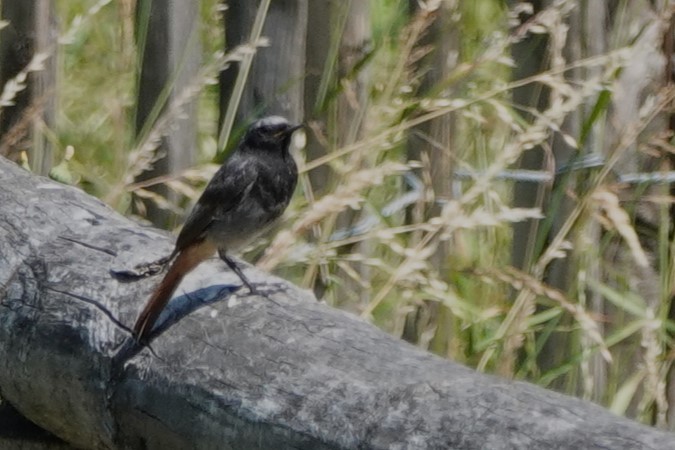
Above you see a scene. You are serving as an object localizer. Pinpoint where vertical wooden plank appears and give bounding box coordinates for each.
[328,1,372,303]
[303,0,332,189]
[509,0,549,273]
[135,0,200,227]
[220,0,307,134]
[664,1,675,431]
[603,0,668,423]
[402,2,458,352]
[0,0,57,176]
[301,0,372,301]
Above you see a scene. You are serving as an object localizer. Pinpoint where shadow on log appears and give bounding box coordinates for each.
[0,154,673,449]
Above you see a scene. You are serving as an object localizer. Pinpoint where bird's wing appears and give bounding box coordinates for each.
[174,155,257,252]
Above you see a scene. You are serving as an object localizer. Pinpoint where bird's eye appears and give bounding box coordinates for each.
[266,125,284,135]
[266,126,286,137]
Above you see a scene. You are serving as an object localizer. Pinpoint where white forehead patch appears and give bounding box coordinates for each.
[254,116,289,128]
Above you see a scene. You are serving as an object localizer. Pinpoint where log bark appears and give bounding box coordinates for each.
[0,154,674,449]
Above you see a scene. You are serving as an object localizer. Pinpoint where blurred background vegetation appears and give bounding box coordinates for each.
[2,0,675,429]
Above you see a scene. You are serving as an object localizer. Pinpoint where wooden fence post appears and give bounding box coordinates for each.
[220,0,307,138]
[0,0,57,176]
[134,0,201,227]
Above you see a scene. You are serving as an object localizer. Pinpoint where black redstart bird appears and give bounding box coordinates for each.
[132,116,302,341]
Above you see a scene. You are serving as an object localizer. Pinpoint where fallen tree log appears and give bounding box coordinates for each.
[0,155,673,450]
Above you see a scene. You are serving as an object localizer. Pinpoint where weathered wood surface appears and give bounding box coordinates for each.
[0,154,674,449]
[0,402,71,449]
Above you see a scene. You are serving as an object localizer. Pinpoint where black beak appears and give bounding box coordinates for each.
[286,123,304,135]
[273,123,304,141]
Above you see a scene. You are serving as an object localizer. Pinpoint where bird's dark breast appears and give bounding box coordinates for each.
[254,157,297,219]
[208,155,297,251]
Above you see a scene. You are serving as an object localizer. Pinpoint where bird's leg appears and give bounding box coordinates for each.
[218,249,260,296]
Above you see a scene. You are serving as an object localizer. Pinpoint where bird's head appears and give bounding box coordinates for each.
[243,116,303,152]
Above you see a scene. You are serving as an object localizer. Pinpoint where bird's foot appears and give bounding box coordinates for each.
[111,254,172,279]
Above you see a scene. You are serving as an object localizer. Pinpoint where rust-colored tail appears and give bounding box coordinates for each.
[133,240,216,341]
